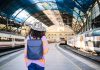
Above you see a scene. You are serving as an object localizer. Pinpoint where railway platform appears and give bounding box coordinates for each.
[0,43,100,70]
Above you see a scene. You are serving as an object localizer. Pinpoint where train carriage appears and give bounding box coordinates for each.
[0,32,25,48]
[67,28,100,55]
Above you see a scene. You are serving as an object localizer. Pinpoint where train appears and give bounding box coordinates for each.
[0,32,25,49]
[67,28,100,55]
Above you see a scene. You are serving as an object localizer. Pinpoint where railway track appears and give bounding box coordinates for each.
[59,44,100,63]
[0,47,24,57]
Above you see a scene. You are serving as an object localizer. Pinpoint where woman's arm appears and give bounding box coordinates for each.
[42,36,49,55]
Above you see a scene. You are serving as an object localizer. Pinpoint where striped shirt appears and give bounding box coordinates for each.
[24,36,48,67]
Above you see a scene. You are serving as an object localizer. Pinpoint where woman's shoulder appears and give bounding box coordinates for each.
[41,36,47,40]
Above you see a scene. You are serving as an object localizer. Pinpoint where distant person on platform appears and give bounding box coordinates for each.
[24,22,48,70]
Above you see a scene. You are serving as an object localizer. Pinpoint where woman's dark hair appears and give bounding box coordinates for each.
[41,31,46,36]
[29,29,43,39]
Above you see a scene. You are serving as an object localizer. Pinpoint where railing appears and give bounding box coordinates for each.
[0,30,22,36]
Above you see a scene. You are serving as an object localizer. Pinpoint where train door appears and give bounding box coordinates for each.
[80,34,86,50]
[12,36,15,47]
[86,32,94,52]
[92,29,100,54]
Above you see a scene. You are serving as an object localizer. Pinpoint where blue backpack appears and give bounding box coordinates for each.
[27,36,43,60]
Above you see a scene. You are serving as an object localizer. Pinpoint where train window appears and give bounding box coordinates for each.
[85,33,89,37]
[0,37,12,41]
[85,32,92,37]
[92,30,100,36]
[15,38,24,41]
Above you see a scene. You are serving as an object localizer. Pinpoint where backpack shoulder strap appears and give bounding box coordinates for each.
[29,35,32,40]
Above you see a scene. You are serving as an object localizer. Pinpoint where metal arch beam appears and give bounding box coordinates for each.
[47,2,72,16]
[11,2,56,26]
[96,0,100,10]
[87,0,96,13]
[1,0,93,19]
[47,1,85,24]
[61,2,85,24]
[0,0,24,20]
[39,1,84,23]
[33,1,83,13]
[35,2,83,15]
[10,2,43,22]
[74,0,92,13]
[46,1,85,25]
[32,11,54,26]
[40,3,66,26]
[10,1,85,24]
[11,8,25,20]
[77,0,88,5]
[12,1,84,16]
[74,0,95,12]
[74,0,97,22]
[22,15,31,25]
[39,1,85,22]
[73,0,85,13]
[0,0,19,18]
[78,0,96,33]
[63,0,85,13]
[74,0,83,6]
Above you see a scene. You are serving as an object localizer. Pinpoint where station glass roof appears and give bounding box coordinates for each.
[0,0,96,25]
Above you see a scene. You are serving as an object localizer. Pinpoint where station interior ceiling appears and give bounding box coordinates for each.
[0,0,97,33]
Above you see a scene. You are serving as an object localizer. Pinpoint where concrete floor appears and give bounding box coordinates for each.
[0,43,100,70]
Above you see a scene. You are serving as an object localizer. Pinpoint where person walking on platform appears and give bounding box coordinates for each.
[24,22,48,70]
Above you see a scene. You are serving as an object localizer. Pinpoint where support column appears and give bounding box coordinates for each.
[96,0,100,11]
[6,18,9,30]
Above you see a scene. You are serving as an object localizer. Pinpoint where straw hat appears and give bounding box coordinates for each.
[29,22,46,31]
